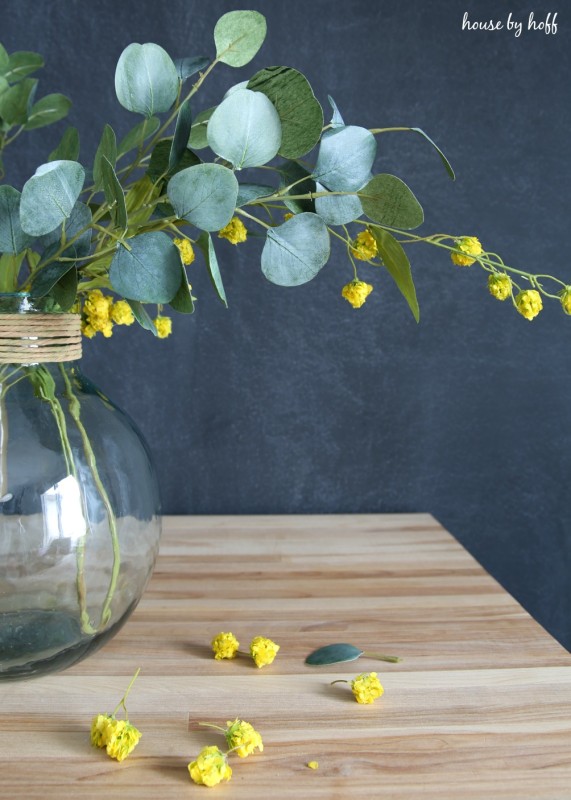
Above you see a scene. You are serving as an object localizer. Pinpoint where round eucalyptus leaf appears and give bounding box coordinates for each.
[188,106,216,150]
[37,201,92,257]
[207,89,281,169]
[109,232,181,303]
[20,160,85,237]
[359,174,424,230]
[261,212,330,287]
[29,262,74,299]
[223,80,248,98]
[236,183,274,207]
[314,125,377,192]
[115,43,179,116]
[0,185,34,254]
[167,163,238,231]
[305,643,364,666]
[214,10,267,68]
[248,66,323,159]
[314,180,362,225]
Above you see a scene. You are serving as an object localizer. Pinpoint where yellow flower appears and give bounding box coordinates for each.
[173,237,195,265]
[560,288,571,315]
[90,713,114,749]
[82,289,115,337]
[212,631,240,660]
[81,321,97,339]
[488,273,512,301]
[250,635,280,668]
[283,212,294,221]
[218,217,248,245]
[111,300,135,326]
[351,672,384,704]
[451,236,483,266]
[104,719,142,762]
[225,719,264,758]
[341,279,373,309]
[307,761,319,770]
[188,746,232,787]
[350,230,377,261]
[154,315,172,339]
[515,289,543,321]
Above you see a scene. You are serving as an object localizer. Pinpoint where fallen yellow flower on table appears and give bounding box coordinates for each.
[189,745,232,787]
[225,718,263,758]
[211,631,240,660]
[307,761,319,770]
[331,670,385,704]
[90,669,142,762]
[250,635,280,668]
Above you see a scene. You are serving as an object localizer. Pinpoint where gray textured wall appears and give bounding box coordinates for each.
[3,0,571,647]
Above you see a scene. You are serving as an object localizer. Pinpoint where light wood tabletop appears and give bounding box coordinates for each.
[1,514,570,799]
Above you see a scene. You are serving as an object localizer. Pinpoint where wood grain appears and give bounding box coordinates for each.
[1,514,570,799]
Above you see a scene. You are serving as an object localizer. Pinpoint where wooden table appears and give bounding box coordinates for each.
[1,514,570,799]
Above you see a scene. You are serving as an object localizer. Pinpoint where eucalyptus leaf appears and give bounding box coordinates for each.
[93,124,117,191]
[174,55,209,82]
[223,80,249,98]
[214,10,267,68]
[0,185,34,254]
[261,212,330,287]
[236,183,274,207]
[24,93,71,130]
[0,45,9,74]
[371,227,420,322]
[101,156,127,230]
[29,262,74,299]
[169,99,193,171]
[314,180,362,225]
[359,174,424,230]
[248,66,323,159]
[188,106,215,150]
[3,51,43,82]
[167,163,238,231]
[0,78,37,125]
[115,42,179,116]
[0,252,25,293]
[314,125,376,192]
[169,265,195,313]
[305,643,364,666]
[49,127,80,162]
[37,200,92,257]
[410,127,455,180]
[207,89,281,169]
[279,161,315,214]
[20,160,85,237]
[327,95,345,128]
[109,231,181,302]
[127,299,158,336]
[117,116,160,158]
[197,231,227,307]
[147,139,200,183]
[51,265,78,311]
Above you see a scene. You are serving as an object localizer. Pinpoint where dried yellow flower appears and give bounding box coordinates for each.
[250,635,280,668]
[104,719,142,762]
[488,273,512,301]
[212,631,240,660]
[111,300,135,326]
[218,217,248,245]
[283,212,294,221]
[351,672,384,704]
[188,746,232,787]
[341,279,373,309]
[307,761,319,770]
[350,230,378,261]
[560,288,571,315]
[451,236,483,266]
[90,713,114,748]
[225,719,264,758]
[173,237,196,265]
[515,289,543,321]
[153,315,172,338]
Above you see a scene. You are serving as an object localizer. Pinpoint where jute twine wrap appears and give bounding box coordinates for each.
[0,314,82,363]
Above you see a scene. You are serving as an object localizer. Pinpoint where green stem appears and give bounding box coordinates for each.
[235,208,271,230]
[111,667,141,720]
[362,651,402,663]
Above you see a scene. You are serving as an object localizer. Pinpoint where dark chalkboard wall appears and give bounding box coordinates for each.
[3,1,571,647]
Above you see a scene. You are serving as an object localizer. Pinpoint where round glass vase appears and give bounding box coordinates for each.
[0,296,161,679]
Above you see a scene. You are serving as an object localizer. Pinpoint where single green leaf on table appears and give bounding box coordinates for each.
[127,299,158,336]
[305,642,402,666]
[314,125,377,192]
[314,180,363,226]
[29,261,75,299]
[236,183,275,207]
[109,231,181,303]
[24,93,71,130]
[214,10,267,68]
[261,212,330,287]
[117,116,160,159]
[169,265,195,314]
[207,89,281,169]
[37,200,92,258]
[49,126,80,162]
[0,185,34,254]
[174,55,210,82]
[0,78,37,125]
[371,227,420,323]
[115,42,179,116]
[2,51,44,82]
[197,231,227,307]
[327,95,345,129]
[278,161,315,214]
[187,106,216,150]
[167,163,238,231]
[101,156,127,230]
[147,139,200,184]
[358,174,424,230]
[20,160,85,237]
[93,124,117,191]
[169,99,193,171]
[247,66,323,159]
[51,265,78,311]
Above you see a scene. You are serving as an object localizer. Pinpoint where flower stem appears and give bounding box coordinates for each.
[362,651,402,663]
[112,667,141,719]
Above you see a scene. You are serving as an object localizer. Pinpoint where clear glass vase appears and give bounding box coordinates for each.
[0,296,161,679]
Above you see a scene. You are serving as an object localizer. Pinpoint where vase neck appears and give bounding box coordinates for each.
[0,296,82,365]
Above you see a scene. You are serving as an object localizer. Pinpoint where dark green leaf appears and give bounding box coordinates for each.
[236,183,274,207]
[24,93,71,130]
[214,10,267,68]
[20,160,85,237]
[247,66,323,159]
[29,262,74,299]
[0,78,37,125]
[127,299,158,336]
[147,139,200,183]
[0,45,9,74]
[174,56,209,82]
[3,51,43,82]
[371,227,420,323]
[0,185,34,254]
[261,212,330,287]
[169,264,195,313]
[305,643,364,666]
[93,124,117,191]
[115,42,179,116]
[188,106,215,150]
[359,174,424,230]
[51,265,78,311]
[109,231,181,302]
[314,125,376,192]
[197,231,227,307]
[407,128,455,180]
[101,156,127,230]
[117,116,160,159]
[167,163,238,231]
[169,99,193,171]
[278,161,315,214]
[49,127,80,162]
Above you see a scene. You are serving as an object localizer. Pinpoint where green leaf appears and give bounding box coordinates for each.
[247,66,323,159]
[20,160,85,237]
[29,261,74,299]
[169,264,195,313]
[0,45,9,74]
[327,95,344,129]
[24,93,71,130]
[147,140,200,185]
[409,128,455,180]
[314,180,362,225]
[37,200,92,257]
[0,252,25,293]
[0,185,34,254]
[305,643,363,666]
[101,157,127,230]
[115,42,179,116]
[0,78,37,125]
[188,106,215,150]
[167,163,238,231]
[117,116,160,158]
[371,227,420,322]
[359,174,424,230]
[278,161,315,214]
[314,125,376,192]
[49,127,80,162]
[197,231,227,307]
[236,183,274,207]
[261,212,330,287]
[109,231,181,302]
[174,56,209,82]
[207,89,281,169]
[51,265,78,311]
[127,299,158,336]
[93,124,117,191]
[169,99,192,171]
[3,51,43,82]
[214,10,267,68]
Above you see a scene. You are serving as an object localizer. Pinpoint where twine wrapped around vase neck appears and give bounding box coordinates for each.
[0,313,82,364]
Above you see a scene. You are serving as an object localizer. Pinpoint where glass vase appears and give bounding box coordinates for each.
[0,295,161,679]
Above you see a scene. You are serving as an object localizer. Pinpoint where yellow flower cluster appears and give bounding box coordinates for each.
[488,273,512,301]
[250,635,280,668]
[188,745,232,787]
[341,279,374,309]
[211,631,240,660]
[451,236,483,266]
[225,718,264,758]
[560,288,571,315]
[218,216,248,244]
[81,290,135,338]
[350,672,385,704]
[350,230,377,261]
[173,237,195,265]
[515,289,543,321]
[90,713,142,762]
[153,315,172,339]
